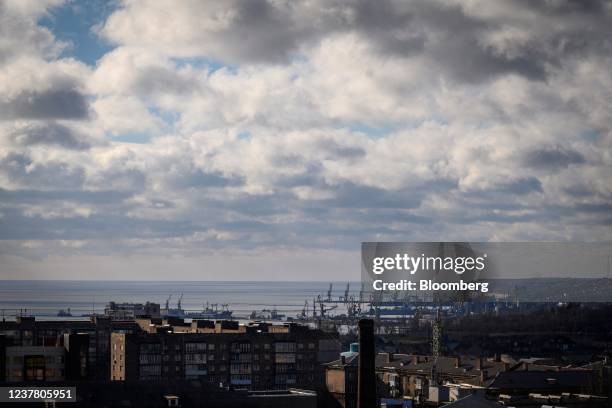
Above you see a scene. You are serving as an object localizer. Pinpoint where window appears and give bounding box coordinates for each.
[231,342,251,353]
[275,373,296,385]
[140,354,161,364]
[230,374,252,385]
[275,353,296,363]
[24,355,45,381]
[140,343,161,353]
[274,342,296,353]
[185,342,207,352]
[139,365,161,379]
[185,353,206,363]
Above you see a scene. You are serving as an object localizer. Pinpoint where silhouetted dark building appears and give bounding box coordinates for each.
[64,332,89,380]
[0,334,6,382]
[358,319,376,408]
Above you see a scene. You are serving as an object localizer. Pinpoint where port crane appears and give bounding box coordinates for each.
[317,295,337,317]
[343,283,350,302]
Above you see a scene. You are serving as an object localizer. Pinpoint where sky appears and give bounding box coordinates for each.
[0,0,611,280]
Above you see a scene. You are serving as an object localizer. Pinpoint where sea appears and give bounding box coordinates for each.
[0,280,361,320]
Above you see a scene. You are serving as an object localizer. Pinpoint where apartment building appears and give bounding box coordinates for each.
[111,321,341,391]
[0,315,141,380]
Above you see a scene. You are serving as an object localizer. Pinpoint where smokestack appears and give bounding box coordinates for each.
[358,319,376,408]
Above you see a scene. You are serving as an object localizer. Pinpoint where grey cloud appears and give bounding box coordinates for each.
[277,167,323,188]
[163,168,245,190]
[217,0,302,63]
[432,40,547,83]
[563,185,603,199]
[0,152,85,190]
[412,1,550,82]
[574,202,612,215]
[205,192,294,217]
[524,147,586,169]
[0,188,133,205]
[185,170,245,188]
[317,139,366,159]
[9,122,92,150]
[102,0,612,82]
[346,0,425,57]
[0,2,59,66]
[494,177,543,195]
[0,207,194,240]
[0,88,90,120]
[309,180,459,210]
[95,167,147,192]
[131,66,197,96]
[511,0,607,15]
[326,182,422,209]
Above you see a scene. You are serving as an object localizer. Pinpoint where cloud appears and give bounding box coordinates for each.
[92,95,165,136]
[1,0,612,279]
[494,177,543,195]
[0,88,89,120]
[0,0,66,66]
[99,0,612,82]
[7,122,92,150]
[523,146,586,169]
[0,152,85,190]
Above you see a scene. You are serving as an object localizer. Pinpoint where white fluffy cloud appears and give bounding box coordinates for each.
[1,0,611,279]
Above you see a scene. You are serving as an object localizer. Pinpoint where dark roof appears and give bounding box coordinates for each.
[326,353,511,386]
[489,370,594,390]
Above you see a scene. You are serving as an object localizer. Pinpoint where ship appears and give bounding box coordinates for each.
[249,307,285,321]
[56,308,73,317]
[187,303,233,320]
[161,294,233,320]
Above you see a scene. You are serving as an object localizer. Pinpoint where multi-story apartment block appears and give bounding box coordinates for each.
[111,320,341,391]
[0,315,141,380]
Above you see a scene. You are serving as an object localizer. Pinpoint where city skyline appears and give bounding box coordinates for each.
[1,0,611,280]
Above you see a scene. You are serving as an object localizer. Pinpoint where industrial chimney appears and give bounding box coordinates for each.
[358,319,376,408]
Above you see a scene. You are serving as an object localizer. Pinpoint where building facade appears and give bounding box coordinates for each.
[0,316,140,380]
[5,346,66,382]
[111,321,340,391]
